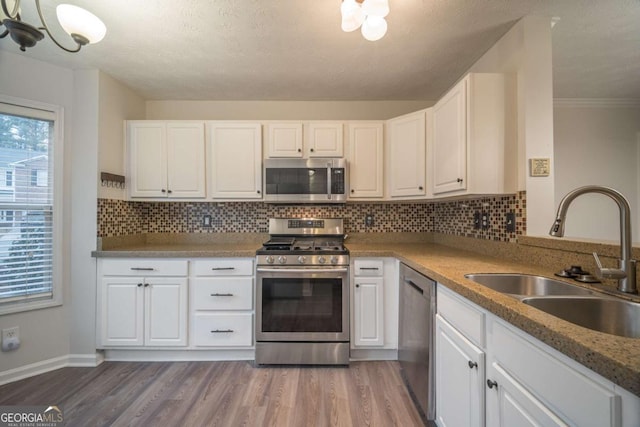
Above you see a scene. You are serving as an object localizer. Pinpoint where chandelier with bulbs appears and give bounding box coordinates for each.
[341,0,389,41]
[0,0,106,52]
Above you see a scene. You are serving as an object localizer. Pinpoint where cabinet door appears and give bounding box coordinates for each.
[432,77,467,195]
[485,362,568,427]
[308,122,344,157]
[387,112,426,197]
[144,277,188,346]
[353,277,384,347]
[266,123,303,158]
[348,122,384,199]
[435,315,485,427]
[166,122,206,198]
[209,122,262,199]
[128,122,168,198]
[101,277,144,346]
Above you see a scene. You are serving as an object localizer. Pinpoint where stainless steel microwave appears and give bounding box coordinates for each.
[263,158,347,203]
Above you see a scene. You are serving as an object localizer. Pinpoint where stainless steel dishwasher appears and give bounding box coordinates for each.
[399,263,436,422]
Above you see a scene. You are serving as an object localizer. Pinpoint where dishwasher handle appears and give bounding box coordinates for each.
[404,278,425,295]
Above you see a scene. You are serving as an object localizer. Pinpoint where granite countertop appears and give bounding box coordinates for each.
[93,237,640,397]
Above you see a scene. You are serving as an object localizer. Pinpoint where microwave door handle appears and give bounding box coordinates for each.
[327,162,332,200]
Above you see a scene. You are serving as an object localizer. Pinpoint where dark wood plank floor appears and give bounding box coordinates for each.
[0,361,425,426]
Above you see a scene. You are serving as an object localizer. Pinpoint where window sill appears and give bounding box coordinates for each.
[0,298,63,316]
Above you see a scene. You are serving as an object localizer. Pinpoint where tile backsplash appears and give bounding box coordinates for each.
[97,191,526,242]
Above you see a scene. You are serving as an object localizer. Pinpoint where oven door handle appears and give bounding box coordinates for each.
[256,267,349,274]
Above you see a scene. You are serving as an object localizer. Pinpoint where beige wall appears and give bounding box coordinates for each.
[145,100,434,121]
[0,50,73,376]
[554,100,640,243]
[98,73,146,200]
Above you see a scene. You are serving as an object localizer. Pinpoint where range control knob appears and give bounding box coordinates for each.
[278,256,287,264]
[297,256,307,264]
[330,256,339,265]
[265,256,275,264]
[318,256,327,264]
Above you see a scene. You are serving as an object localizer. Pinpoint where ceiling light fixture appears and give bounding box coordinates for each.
[341,0,389,41]
[0,0,105,52]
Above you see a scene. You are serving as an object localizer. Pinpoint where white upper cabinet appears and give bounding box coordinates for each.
[347,122,384,199]
[307,122,344,157]
[265,122,303,158]
[128,121,206,199]
[208,122,262,199]
[431,73,517,197]
[265,122,344,158]
[387,111,427,198]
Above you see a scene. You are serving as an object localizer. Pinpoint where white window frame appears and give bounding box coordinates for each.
[0,95,63,314]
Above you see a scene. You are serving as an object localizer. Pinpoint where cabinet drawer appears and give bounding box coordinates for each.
[437,285,485,348]
[191,258,253,276]
[193,313,253,347]
[489,319,620,427]
[192,277,253,310]
[101,259,188,276]
[354,259,384,276]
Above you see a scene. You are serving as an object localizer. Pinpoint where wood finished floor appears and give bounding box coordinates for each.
[0,361,425,426]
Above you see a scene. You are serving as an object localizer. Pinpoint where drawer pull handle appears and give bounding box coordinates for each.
[468,361,478,369]
[487,379,498,389]
[359,267,379,270]
[211,329,234,333]
[211,293,234,297]
[131,267,154,271]
[212,267,235,271]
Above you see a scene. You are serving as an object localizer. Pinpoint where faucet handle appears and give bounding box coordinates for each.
[592,252,627,280]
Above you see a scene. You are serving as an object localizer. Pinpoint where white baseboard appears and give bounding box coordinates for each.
[103,349,256,362]
[0,352,104,386]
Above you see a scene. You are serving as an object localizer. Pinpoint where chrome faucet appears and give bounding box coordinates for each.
[550,185,637,294]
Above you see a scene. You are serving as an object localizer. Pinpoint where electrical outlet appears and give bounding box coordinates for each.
[203,215,212,227]
[473,211,481,229]
[506,212,516,233]
[2,326,20,352]
[481,212,490,230]
[365,214,374,227]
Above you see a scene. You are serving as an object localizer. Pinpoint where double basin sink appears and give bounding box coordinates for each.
[464,273,640,339]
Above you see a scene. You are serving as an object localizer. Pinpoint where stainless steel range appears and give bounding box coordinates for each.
[255,218,349,365]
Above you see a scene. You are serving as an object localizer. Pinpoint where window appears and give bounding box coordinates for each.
[0,97,61,312]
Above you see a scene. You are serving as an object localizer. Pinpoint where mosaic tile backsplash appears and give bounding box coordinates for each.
[98,192,526,242]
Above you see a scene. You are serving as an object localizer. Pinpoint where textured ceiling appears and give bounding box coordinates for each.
[1,0,639,100]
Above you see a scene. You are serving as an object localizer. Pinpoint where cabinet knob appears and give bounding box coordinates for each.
[468,360,478,369]
[167,189,172,194]
[297,148,302,152]
[310,148,314,152]
[161,189,166,193]
[419,186,424,190]
[144,283,150,287]
[457,178,464,183]
[257,190,261,194]
[351,189,355,193]
[137,283,143,287]
[487,379,498,389]
[355,284,360,288]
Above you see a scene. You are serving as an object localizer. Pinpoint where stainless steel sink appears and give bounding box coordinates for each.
[464,273,594,297]
[522,297,640,338]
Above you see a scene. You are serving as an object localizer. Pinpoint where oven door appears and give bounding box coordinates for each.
[256,266,349,342]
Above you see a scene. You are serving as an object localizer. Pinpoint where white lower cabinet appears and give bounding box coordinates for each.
[98,259,188,347]
[436,284,637,427]
[435,314,485,427]
[190,258,254,348]
[351,258,399,355]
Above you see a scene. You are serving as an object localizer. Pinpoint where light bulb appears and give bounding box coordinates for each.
[361,15,387,41]
[56,4,106,44]
[341,0,364,32]
[361,0,389,18]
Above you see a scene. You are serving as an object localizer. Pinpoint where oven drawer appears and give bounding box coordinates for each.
[192,277,253,310]
[354,259,384,276]
[193,313,253,347]
[191,259,254,276]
